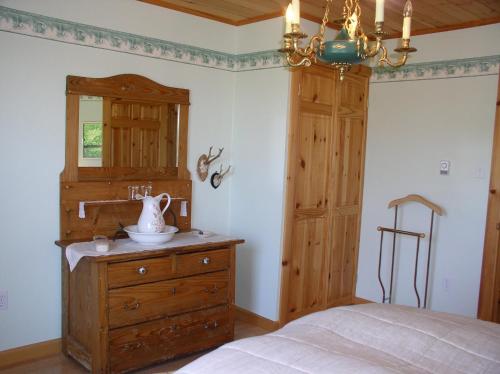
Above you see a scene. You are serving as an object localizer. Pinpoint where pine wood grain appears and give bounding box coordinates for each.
[138,0,500,36]
[280,64,370,324]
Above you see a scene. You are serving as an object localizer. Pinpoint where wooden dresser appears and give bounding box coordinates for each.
[57,239,242,373]
[57,74,243,372]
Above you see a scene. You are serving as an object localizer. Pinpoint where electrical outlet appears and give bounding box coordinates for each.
[0,290,7,310]
[440,160,450,175]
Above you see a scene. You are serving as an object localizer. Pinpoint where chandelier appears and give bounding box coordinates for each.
[280,0,417,80]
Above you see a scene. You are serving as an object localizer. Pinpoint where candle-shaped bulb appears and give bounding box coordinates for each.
[403,0,413,17]
[348,13,358,39]
[375,0,385,23]
[292,0,300,25]
[402,0,413,39]
[285,4,293,33]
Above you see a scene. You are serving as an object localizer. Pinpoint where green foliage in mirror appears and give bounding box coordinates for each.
[82,122,103,159]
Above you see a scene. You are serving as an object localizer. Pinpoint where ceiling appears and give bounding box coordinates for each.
[139,0,500,37]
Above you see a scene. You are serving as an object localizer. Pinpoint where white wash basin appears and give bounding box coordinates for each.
[124,225,179,245]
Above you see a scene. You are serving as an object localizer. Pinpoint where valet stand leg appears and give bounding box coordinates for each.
[377,230,387,303]
[91,262,109,373]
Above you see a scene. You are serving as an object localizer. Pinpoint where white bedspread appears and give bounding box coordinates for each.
[178,303,500,374]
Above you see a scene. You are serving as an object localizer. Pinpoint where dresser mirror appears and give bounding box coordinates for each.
[63,74,190,182]
[78,96,179,169]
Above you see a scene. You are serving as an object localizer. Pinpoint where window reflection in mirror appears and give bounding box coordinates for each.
[78,96,179,168]
[79,96,103,167]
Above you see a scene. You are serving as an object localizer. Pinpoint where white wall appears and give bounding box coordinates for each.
[374,23,500,64]
[0,1,236,351]
[356,26,500,317]
[230,68,290,320]
[0,0,237,53]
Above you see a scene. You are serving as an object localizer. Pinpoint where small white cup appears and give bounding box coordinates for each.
[93,235,110,252]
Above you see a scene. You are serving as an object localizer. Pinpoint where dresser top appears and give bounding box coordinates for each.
[56,235,244,264]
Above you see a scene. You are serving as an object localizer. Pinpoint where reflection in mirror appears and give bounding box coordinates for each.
[78,96,179,168]
[79,96,103,167]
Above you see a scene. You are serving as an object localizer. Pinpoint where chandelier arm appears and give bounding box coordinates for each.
[306,35,324,55]
[287,54,312,67]
[365,38,382,58]
[378,45,409,68]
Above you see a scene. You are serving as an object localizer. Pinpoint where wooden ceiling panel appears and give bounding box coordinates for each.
[139,0,500,36]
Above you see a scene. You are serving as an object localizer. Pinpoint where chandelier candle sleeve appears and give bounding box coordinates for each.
[402,0,413,39]
[285,4,293,33]
[375,0,385,23]
[292,0,300,25]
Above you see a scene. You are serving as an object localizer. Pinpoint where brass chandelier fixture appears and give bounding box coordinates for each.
[280,0,417,80]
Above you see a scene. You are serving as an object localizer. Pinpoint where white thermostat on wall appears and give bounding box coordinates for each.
[440,160,450,175]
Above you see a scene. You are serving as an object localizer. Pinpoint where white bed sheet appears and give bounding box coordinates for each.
[178,303,500,374]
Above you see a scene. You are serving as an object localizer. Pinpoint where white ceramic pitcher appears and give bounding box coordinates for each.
[136,192,172,233]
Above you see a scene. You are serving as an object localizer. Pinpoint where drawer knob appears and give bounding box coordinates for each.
[121,342,144,352]
[137,266,148,275]
[124,302,140,311]
[201,257,211,265]
[204,286,219,294]
[204,321,219,329]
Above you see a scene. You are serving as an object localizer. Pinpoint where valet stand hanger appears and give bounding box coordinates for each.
[377,194,444,308]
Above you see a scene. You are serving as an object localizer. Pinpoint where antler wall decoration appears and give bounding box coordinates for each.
[210,164,232,189]
[197,146,224,181]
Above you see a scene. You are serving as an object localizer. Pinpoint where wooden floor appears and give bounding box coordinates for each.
[0,320,268,374]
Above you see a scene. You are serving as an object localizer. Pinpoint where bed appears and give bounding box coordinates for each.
[177,303,500,373]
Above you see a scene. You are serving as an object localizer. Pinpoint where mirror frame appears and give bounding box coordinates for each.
[62,74,190,182]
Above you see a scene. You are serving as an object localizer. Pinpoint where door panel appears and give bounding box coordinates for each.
[295,112,330,211]
[287,217,328,320]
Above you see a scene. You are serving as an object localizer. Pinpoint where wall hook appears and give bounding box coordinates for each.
[210,164,231,189]
[197,146,224,181]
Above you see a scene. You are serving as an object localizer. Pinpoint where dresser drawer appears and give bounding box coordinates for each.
[176,248,230,277]
[107,248,231,288]
[108,271,229,328]
[108,256,173,288]
[109,305,232,373]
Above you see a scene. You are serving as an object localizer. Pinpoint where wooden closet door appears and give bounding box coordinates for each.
[327,72,369,307]
[280,65,370,324]
[281,65,336,322]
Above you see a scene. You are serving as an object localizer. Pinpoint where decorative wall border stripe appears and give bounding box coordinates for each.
[0,5,284,72]
[371,55,500,83]
[1,6,499,79]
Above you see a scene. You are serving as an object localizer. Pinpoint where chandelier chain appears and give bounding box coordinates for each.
[319,0,333,39]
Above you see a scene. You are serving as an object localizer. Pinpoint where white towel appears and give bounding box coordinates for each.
[78,202,85,219]
[65,232,237,271]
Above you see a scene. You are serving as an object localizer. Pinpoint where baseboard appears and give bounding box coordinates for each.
[353,297,374,304]
[234,305,280,332]
[0,338,61,369]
